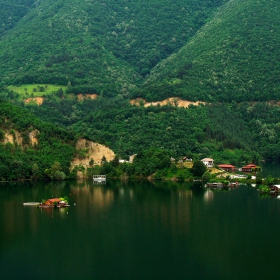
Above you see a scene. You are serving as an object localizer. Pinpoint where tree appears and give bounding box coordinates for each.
[265,175,276,185]
[45,162,63,180]
[54,170,66,180]
[0,129,4,141]
[256,173,262,184]
[101,156,107,165]
[32,163,42,180]
[202,171,211,183]
[111,155,120,167]
[89,158,94,167]
[191,160,206,177]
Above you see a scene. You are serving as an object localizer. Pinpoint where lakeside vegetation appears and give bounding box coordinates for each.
[1,97,280,183]
[0,101,77,181]
[1,0,280,183]
[21,96,280,163]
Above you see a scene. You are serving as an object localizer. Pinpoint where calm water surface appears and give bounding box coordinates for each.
[261,161,280,177]
[1,180,280,280]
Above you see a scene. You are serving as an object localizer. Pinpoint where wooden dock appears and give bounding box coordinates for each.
[93,175,106,183]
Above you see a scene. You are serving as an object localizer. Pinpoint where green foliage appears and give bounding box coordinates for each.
[1,0,280,103]
[258,185,270,194]
[202,171,211,183]
[256,173,263,184]
[0,101,76,181]
[100,162,114,176]
[132,149,171,177]
[140,0,280,103]
[26,97,280,163]
[264,175,278,186]
[0,129,4,141]
[45,162,67,181]
[191,160,207,177]
[32,163,42,180]
[53,170,66,181]
[89,158,94,167]
[0,0,228,96]
[77,148,88,159]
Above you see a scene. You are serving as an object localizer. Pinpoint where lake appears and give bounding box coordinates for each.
[261,161,280,178]
[1,180,280,280]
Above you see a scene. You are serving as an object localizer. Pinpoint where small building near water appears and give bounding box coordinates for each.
[218,164,236,172]
[45,198,67,207]
[241,164,261,172]
[93,175,106,183]
[269,185,280,193]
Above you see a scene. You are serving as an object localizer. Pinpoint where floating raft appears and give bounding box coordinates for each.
[23,202,39,206]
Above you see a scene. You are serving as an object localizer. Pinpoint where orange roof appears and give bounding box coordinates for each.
[47,198,61,203]
[218,164,235,168]
[242,164,257,168]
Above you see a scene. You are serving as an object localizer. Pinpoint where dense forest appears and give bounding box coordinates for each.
[0,100,210,181]
[23,97,280,164]
[0,101,77,180]
[140,0,280,102]
[1,0,280,181]
[1,0,280,102]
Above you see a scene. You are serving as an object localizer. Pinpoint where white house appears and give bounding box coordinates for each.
[201,158,214,168]
[119,159,128,163]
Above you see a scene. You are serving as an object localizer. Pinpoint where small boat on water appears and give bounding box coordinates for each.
[24,196,70,208]
[205,182,223,188]
[38,197,70,208]
[205,182,239,188]
[23,202,39,206]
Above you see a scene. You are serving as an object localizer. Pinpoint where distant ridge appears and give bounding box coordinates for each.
[0,0,228,97]
[139,0,280,102]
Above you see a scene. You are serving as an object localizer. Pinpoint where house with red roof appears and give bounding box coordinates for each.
[45,198,67,207]
[218,164,236,172]
[241,164,261,172]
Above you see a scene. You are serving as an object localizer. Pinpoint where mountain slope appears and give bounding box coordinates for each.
[0,0,35,37]
[139,0,280,102]
[0,0,228,96]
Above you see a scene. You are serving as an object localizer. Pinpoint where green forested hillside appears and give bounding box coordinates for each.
[0,101,76,180]
[0,0,35,37]
[1,0,280,102]
[25,97,280,164]
[1,0,279,103]
[0,0,228,96]
[140,0,280,102]
[1,0,280,174]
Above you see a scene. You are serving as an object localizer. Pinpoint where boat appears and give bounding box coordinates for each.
[205,182,238,188]
[23,202,39,206]
[29,197,70,208]
[205,182,224,188]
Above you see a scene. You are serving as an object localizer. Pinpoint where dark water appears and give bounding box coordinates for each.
[1,180,280,280]
[261,161,280,178]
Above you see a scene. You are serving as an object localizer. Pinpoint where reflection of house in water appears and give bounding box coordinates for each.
[204,189,214,203]
[177,189,193,200]
[71,184,114,210]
